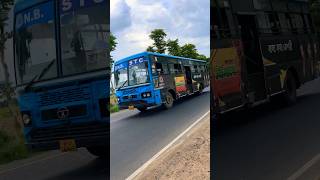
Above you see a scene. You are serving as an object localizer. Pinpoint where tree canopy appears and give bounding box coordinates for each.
[146,29,208,61]
[110,33,118,66]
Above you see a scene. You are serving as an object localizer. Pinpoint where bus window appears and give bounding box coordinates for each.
[257,12,280,34]
[154,56,169,75]
[169,64,175,74]
[257,12,272,34]
[60,2,108,76]
[155,62,164,74]
[174,63,182,74]
[212,0,234,38]
[290,14,304,34]
[191,65,195,73]
[200,65,206,73]
[194,65,199,73]
[128,58,149,86]
[155,62,169,75]
[269,13,280,34]
[115,65,128,89]
[15,1,57,84]
[307,14,315,33]
[163,63,169,74]
[278,13,291,33]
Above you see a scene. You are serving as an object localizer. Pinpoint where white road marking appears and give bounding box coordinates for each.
[0,152,67,175]
[126,110,210,180]
[287,153,320,180]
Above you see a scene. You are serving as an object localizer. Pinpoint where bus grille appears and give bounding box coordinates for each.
[30,123,108,142]
[41,105,87,121]
[39,87,90,106]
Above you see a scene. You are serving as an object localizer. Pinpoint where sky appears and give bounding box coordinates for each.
[110,0,210,62]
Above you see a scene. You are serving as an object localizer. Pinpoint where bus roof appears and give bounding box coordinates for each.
[14,0,48,13]
[115,52,207,65]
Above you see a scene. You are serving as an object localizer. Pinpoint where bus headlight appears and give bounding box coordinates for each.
[141,92,152,98]
[22,113,32,126]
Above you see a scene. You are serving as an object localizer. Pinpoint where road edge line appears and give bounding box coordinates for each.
[126,110,210,180]
[287,153,320,180]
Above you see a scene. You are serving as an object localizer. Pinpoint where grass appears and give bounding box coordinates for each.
[110,94,120,113]
[110,104,120,113]
[0,104,31,165]
[0,131,29,165]
[0,107,11,118]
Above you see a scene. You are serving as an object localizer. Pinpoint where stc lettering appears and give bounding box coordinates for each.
[62,0,105,12]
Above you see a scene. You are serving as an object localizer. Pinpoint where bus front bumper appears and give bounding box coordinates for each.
[118,100,158,109]
[25,123,108,150]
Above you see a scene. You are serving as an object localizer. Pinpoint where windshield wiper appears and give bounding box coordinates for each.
[117,80,128,90]
[24,74,39,91]
[37,59,55,81]
[24,59,55,91]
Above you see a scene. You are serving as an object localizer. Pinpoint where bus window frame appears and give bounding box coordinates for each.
[152,56,170,75]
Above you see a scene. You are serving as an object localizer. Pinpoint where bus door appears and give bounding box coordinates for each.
[184,66,193,93]
[237,14,267,102]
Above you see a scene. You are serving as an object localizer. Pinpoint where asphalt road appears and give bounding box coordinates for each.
[214,78,320,180]
[0,90,210,180]
[110,90,210,179]
[0,148,107,180]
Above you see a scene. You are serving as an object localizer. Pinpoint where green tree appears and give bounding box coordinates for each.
[146,46,156,52]
[310,0,320,32]
[0,0,13,102]
[110,33,117,52]
[146,29,209,61]
[167,39,181,56]
[179,44,199,59]
[146,29,167,53]
[110,33,117,66]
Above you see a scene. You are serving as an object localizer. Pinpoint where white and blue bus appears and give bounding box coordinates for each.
[14,0,109,157]
[114,52,209,112]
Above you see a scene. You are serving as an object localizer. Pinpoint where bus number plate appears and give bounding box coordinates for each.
[59,139,77,152]
[128,105,135,110]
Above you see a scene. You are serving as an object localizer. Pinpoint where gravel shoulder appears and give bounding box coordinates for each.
[134,114,210,180]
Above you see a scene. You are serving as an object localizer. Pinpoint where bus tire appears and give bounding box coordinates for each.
[163,92,174,109]
[137,107,147,112]
[282,71,297,105]
[86,146,107,158]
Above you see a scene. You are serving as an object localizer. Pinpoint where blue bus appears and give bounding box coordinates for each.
[14,0,109,157]
[114,52,209,112]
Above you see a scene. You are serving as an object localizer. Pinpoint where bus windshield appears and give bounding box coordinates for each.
[15,1,57,85]
[60,2,108,76]
[115,57,149,89]
[14,0,108,85]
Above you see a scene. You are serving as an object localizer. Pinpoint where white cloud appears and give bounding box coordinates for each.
[111,0,210,61]
[110,0,132,33]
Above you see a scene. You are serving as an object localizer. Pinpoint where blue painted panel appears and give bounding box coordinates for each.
[15,1,54,30]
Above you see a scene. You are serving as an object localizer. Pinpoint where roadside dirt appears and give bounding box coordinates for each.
[134,115,210,180]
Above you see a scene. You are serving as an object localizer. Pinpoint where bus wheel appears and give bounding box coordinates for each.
[137,107,147,112]
[163,92,174,109]
[282,72,297,105]
[86,146,107,158]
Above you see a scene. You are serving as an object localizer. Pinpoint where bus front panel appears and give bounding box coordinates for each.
[116,85,162,109]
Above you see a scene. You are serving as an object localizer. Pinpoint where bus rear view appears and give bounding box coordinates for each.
[114,52,209,112]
